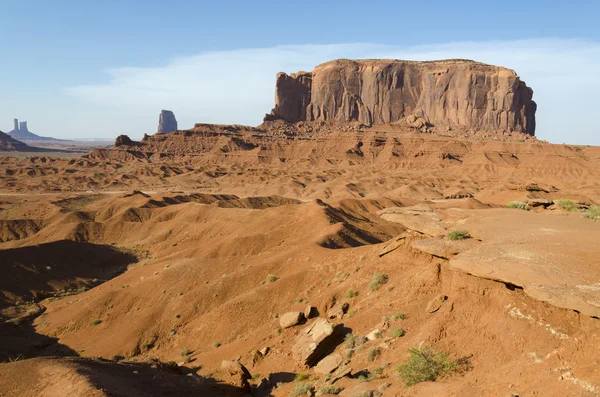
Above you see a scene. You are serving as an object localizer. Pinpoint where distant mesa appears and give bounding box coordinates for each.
[157,110,178,133]
[0,130,34,151]
[8,118,60,141]
[265,59,537,136]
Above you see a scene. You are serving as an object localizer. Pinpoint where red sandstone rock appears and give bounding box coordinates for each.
[267,59,536,135]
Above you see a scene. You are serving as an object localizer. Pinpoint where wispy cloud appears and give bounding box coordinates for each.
[65,39,600,144]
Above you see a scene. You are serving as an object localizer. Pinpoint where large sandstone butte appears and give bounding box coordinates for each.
[157,110,178,133]
[266,59,536,135]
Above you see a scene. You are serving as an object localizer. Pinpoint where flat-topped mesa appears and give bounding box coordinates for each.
[265,59,537,135]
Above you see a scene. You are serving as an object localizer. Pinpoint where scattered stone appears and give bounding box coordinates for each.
[292,318,336,366]
[327,302,349,320]
[426,294,448,313]
[329,364,352,384]
[279,311,304,328]
[527,198,553,208]
[305,305,316,319]
[259,346,270,356]
[219,360,252,393]
[314,353,343,374]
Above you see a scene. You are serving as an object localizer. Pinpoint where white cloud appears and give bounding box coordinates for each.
[65,39,600,144]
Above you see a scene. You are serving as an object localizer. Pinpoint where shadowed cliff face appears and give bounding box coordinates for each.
[267,59,536,135]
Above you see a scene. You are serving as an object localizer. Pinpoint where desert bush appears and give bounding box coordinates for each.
[212,342,221,348]
[294,373,310,381]
[345,288,358,298]
[344,333,367,348]
[289,383,312,397]
[91,319,102,325]
[447,230,470,241]
[369,273,389,291]
[318,384,342,394]
[393,328,405,337]
[396,346,458,386]
[367,348,381,362]
[267,274,278,282]
[393,312,406,320]
[556,199,578,212]
[179,348,191,356]
[584,205,600,221]
[507,201,529,210]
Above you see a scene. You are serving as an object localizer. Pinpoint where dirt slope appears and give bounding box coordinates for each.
[1,126,599,397]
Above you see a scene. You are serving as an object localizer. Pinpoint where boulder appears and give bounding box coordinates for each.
[219,360,251,392]
[314,353,343,374]
[279,311,304,328]
[266,59,536,135]
[327,302,349,320]
[292,318,336,366]
[304,305,316,319]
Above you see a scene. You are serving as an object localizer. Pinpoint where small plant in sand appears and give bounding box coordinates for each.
[584,205,600,221]
[91,319,102,325]
[393,328,406,337]
[212,342,221,348]
[396,346,458,386]
[367,348,381,362]
[344,333,366,349]
[266,274,278,283]
[179,348,191,356]
[447,230,470,241]
[507,201,529,210]
[369,273,389,291]
[318,384,342,395]
[345,288,358,298]
[393,312,406,320]
[289,383,313,397]
[556,199,579,212]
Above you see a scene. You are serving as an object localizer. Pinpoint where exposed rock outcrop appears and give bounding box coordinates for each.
[266,59,536,135]
[158,110,178,134]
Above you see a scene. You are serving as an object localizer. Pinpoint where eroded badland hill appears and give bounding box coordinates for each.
[1,59,599,397]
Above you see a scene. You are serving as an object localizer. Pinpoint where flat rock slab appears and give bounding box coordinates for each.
[378,206,448,237]
[448,209,600,318]
[314,353,343,374]
[292,318,335,366]
[411,238,479,259]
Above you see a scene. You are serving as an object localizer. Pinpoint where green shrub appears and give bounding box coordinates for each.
[91,319,102,325]
[318,384,342,395]
[345,288,359,298]
[393,328,405,337]
[584,205,600,221]
[344,333,367,348]
[179,348,191,356]
[289,383,312,397]
[447,230,470,241]
[393,312,406,320]
[212,342,221,348]
[369,273,389,291]
[507,201,529,210]
[294,373,310,381]
[367,348,381,362]
[556,199,578,212]
[267,274,278,283]
[396,346,458,386]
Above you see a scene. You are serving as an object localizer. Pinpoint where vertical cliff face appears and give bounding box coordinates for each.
[158,110,178,133]
[266,59,536,135]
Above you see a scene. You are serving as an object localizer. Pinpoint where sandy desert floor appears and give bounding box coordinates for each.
[0,125,599,397]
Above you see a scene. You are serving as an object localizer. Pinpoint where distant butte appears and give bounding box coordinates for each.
[265,59,536,135]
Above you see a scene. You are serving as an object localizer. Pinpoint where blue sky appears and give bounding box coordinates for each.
[1,0,600,144]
